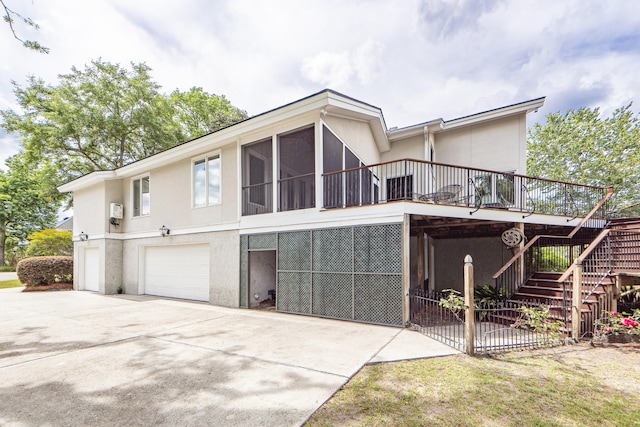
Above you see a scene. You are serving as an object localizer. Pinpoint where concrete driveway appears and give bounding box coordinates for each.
[0,289,458,427]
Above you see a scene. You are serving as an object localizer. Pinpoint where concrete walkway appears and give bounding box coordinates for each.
[0,271,18,281]
[0,289,459,427]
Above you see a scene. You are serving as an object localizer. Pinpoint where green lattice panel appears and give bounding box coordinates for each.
[248,233,277,250]
[277,272,311,314]
[312,273,353,319]
[278,231,311,271]
[312,227,353,272]
[354,274,403,326]
[354,224,402,273]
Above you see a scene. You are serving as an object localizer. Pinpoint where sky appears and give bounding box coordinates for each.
[2,0,640,169]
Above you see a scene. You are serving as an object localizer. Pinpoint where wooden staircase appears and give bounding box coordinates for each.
[608,218,640,274]
[609,217,640,232]
[497,218,640,337]
[490,185,640,338]
[506,271,615,331]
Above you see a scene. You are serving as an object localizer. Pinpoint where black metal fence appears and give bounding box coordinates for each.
[409,289,567,354]
[473,299,566,353]
[409,290,466,352]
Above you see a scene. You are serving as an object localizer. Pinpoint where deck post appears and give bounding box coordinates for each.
[613,275,621,314]
[572,259,583,340]
[516,223,525,286]
[464,255,475,356]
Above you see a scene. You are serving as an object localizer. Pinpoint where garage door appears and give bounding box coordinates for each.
[84,247,100,292]
[143,244,210,301]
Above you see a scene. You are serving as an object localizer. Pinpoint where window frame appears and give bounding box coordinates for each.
[386,174,414,202]
[131,174,151,218]
[192,151,222,208]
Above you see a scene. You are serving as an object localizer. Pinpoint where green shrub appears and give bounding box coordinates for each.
[26,229,73,257]
[16,256,73,287]
[0,266,17,272]
[532,246,571,272]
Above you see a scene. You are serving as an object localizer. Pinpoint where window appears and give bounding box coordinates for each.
[194,154,221,207]
[132,176,150,217]
[279,126,315,211]
[387,175,413,201]
[242,139,273,215]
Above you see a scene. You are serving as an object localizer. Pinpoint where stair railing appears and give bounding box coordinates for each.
[493,187,614,297]
[557,228,613,337]
[493,234,576,297]
[557,227,640,337]
[567,186,614,238]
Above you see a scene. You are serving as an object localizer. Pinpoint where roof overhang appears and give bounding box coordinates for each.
[438,96,545,130]
[57,89,390,193]
[57,171,116,193]
[322,91,389,152]
[387,96,546,141]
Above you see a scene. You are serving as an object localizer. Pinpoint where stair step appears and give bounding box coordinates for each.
[531,272,563,280]
[519,286,566,293]
[511,294,564,304]
[526,280,564,288]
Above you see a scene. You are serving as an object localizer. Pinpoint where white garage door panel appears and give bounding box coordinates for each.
[84,247,100,292]
[144,245,210,301]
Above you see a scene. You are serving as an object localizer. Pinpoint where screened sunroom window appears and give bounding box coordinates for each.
[322,125,371,208]
[194,154,221,207]
[279,126,315,211]
[323,126,343,208]
[242,139,273,215]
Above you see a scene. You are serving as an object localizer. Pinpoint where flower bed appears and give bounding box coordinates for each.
[593,309,640,343]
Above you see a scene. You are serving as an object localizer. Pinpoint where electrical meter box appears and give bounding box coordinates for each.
[110,203,124,219]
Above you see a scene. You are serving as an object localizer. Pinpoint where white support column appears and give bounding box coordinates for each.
[403,214,411,324]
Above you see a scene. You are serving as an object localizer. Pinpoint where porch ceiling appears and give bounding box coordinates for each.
[410,215,574,239]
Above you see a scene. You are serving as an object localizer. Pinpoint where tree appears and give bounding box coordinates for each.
[1,0,48,53]
[527,105,640,215]
[0,156,58,266]
[2,60,183,180]
[25,229,73,257]
[168,87,248,137]
[1,60,248,186]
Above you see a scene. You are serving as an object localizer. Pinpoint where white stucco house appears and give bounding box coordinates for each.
[58,89,612,327]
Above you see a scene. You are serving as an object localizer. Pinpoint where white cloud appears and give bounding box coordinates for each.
[353,40,383,85]
[1,0,640,163]
[301,51,353,88]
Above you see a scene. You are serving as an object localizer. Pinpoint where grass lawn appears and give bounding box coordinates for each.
[0,280,24,289]
[306,344,640,427]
